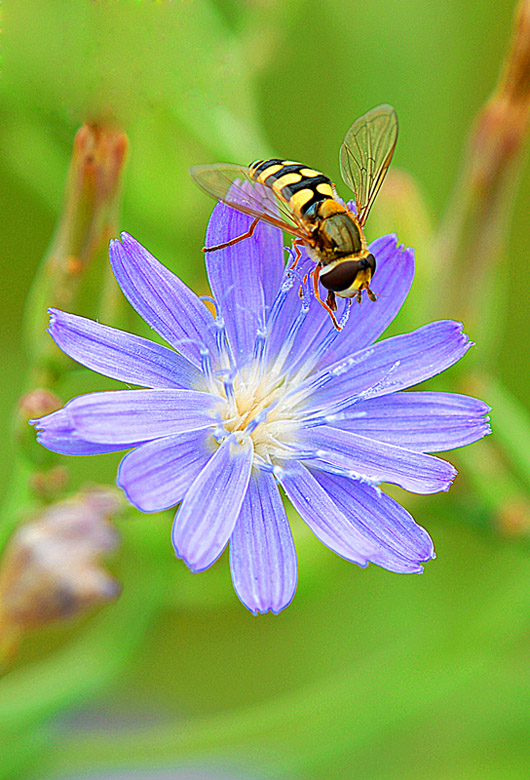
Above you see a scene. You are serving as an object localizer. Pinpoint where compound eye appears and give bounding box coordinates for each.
[319,260,360,292]
[365,253,376,275]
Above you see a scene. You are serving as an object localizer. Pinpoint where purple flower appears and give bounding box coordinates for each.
[31,204,490,614]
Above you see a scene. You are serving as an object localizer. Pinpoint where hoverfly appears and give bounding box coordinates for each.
[190,104,398,330]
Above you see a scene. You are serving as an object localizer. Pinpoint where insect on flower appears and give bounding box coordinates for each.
[30,218,491,615]
[190,104,398,330]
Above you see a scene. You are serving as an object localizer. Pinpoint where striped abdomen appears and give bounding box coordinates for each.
[249,158,335,218]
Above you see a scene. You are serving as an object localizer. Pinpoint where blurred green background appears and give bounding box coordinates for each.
[2,1,530,778]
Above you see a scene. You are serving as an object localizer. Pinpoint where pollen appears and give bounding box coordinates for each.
[217,367,299,465]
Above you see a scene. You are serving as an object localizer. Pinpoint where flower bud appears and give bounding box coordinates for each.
[0,487,122,658]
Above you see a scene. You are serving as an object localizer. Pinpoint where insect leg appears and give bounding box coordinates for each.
[298,272,309,299]
[288,238,305,270]
[325,290,337,312]
[312,266,341,331]
[203,217,260,253]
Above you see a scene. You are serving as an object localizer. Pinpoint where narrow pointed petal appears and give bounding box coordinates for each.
[277,459,379,565]
[230,470,297,615]
[265,235,414,377]
[117,430,216,512]
[172,436,253,572]
[51,389,223,444]
[31,408,137,455]
[264,246,341,371]
[297,320,471,416]
[48,309,204,390]
[109,234,218,366]
[205,202,283,368]
[334,391,491,452]
[313,470,435,573]
[298,425,456,494]
[315,235,415,370]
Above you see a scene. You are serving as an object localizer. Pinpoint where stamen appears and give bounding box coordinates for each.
[214,315,236,373]
[287,298,353,381]
[223,376,237,416]
[200,346,214,386]
[244,406,269,435]
[269,269,311,378]
[261,272,295,365]
[249,327,268,384]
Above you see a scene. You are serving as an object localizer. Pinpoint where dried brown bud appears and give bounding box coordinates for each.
[24,124,129,385]
[471,0,530,193]
[432,0,530,340]
[0,487,122,656]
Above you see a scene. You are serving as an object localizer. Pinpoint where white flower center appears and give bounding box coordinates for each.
[215,361,302,466]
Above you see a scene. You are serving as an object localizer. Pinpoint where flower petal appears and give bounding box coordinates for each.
[117,430,216,512]
[109,233,218,366]
[172,435,253,572]
[48,309,204,390]
[205,202,284,368]
[298,425,456,494]
[51,389,223,444]
[296,320,472,417]
[265,235,413,378]
[31,408,137,455]
[230,469,297,615]
[334,391,491,452]
[276,459,378,565]
[313,470,435,573]
[264,246,341,372]
[315,235,415,371]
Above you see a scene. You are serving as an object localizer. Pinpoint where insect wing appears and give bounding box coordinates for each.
[340,104,398,227]
[190,163,310,239]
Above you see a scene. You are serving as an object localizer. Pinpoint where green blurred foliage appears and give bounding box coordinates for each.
[2,1,530,779]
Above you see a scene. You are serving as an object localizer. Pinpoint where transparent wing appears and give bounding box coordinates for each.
[340,105,398,227]
[190,163,311,240]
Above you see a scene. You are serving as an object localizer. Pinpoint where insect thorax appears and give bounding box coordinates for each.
[306,200,365,265]
[249,158,365,264]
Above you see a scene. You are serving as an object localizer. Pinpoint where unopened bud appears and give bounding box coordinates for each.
[0,487,122,658]
[433,0,530,343]
[24,124,128,386]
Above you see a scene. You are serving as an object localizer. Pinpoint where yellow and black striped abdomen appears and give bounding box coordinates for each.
[249,159,335,217]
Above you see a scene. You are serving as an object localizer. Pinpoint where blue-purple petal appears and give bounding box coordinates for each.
[205,203,284,369]
[109,233,218,367]
[314,235,415,371]
[298,425,456,494]
[334,391,491,452]
[172,435,254,572]
[313,470,435,573]
[265,235,414,378]
[230,469,297,615]
[297,320,472,417]
[31,408,139,455]
[48,309,204,390]
[117,430,216,512]
[277,459,379,565]
[52,389,222,444]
